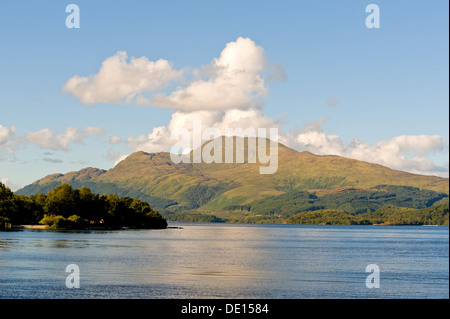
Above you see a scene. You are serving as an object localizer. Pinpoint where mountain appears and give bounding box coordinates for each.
[17,137,449,222]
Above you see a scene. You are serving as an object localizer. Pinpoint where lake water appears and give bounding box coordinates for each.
[0,223,448,299]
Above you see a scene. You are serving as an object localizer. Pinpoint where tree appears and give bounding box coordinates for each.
[2,183,167,230]
[45,183,80,217]
[0,182,14,201]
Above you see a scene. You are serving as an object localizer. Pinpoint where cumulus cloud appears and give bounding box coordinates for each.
[62,51,182,105]
[63,37,282,112]
[0,125,12,145]
[125,108,281,154]
[0,125,20,156]
[2,125,107,160]
[126,126,172,153]
[26,126,105,151]
[58,38,447,177]
[288,118,447,177]
[139,37,269,111]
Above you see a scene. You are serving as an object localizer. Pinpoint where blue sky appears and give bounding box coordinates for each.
[0,0,448,190]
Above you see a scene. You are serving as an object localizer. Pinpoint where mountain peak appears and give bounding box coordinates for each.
[18,136,449,210]
[33,167,106,185]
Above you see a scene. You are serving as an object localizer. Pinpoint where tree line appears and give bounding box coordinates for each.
[0,182,167,230]
[285,202,449,226]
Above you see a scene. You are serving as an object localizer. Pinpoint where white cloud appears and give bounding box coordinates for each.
[58,38,447,177]
[126,125,172,153]
[25,128,58,150]
[109,136,122,145]
[0,125,13,146]
[0,177,22,192]
[125,108,281,154]
[289,118,448,177]
[0,125,19,156]
[25,126,105,151]
[63,37,282,112]
[139,37,269,111]
[300,116,329,133]
[107,148,130,167]
[0,177,9,186]
[62,51,182,105]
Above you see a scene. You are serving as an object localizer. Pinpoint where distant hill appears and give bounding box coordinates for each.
[17,137,449,222]
[285,201,449,226]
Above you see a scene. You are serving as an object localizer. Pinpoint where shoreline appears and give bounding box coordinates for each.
[15,225,47,229]
[13,225,172,230]
[12,223,447,230]
[10,223,447,231]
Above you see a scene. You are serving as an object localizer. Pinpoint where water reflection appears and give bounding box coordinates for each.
[71,224,279,290]
[0,238,18,251]
[0,224,448,298]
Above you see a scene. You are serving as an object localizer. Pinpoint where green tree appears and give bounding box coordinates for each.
[45,183,80,217]
[2,183,167,230]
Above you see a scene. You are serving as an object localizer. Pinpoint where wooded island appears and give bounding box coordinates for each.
[0,182,167,230]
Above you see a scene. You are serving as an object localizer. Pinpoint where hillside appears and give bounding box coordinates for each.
[17,137,449,222]
[285,201,449,226]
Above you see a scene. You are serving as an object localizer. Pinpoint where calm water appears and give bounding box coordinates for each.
[0,223,448,299]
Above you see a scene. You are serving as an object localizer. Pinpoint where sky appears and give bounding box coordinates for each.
[0,0,448,191]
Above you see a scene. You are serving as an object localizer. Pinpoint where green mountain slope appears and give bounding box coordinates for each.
[17,137,449,220]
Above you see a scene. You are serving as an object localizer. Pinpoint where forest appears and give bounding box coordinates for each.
[0,182,167,230]
[285,201,449,226]
[224,185,448,217]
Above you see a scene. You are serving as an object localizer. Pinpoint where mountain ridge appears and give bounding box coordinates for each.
[17,137,449,219]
